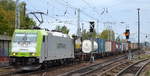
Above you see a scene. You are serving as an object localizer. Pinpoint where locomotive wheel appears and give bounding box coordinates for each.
[42,61,49,69]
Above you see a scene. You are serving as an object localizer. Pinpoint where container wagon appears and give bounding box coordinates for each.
[105,41,115,56]
[111,41,116,53]
[105,41,112,53]
[96,38,105,57]
[115,42,122,53]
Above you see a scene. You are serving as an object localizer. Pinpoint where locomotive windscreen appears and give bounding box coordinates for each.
[11,33,37,53]
[13,33,37,42]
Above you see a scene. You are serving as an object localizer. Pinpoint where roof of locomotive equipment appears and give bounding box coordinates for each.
[48,31,72,38]
[14,29,72,39]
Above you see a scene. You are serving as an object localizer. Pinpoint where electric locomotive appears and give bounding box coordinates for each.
[10,29,74,70]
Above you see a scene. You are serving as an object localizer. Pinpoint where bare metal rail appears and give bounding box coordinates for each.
[116,59,150,76]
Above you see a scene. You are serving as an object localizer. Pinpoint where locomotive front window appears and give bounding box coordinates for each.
[11,33,37,53]
[13,33,37,42]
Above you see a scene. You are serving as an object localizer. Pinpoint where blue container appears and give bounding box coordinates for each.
[96,38,105,53]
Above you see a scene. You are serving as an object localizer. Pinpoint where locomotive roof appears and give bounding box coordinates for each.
[14,29,72,38]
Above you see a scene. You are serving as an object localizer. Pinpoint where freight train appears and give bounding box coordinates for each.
[9,29,138,70]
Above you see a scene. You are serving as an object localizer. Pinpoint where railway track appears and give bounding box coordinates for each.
[0,66,21,76]
[0,61,83,76]
[58,55,127,76]
[82,51,144,76]
[0,51,141,76]
[91,61,134,76]
[0,65,64,76]
[116,59,150,76]
[1,55,126,76]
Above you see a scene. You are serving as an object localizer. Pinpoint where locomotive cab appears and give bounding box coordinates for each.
[10,29,45,68]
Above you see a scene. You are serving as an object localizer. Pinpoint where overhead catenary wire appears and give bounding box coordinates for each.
[56,0,98,20]
[25,0,99,23]
[81,0,102,18]
[25,0,62,26]
[60,0,100,31]
[25,0,112,33]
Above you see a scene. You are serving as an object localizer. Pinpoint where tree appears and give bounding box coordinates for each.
[81,29,97,40]
[19,2,36,29]
[99,29,115,41]
[0,0,36,36]
[0,1,15,35]
[82,29,89,40]
[55,26,69,34]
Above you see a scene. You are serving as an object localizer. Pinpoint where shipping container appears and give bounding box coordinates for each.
[121,43,125,51]
[96,38,105,53]
[119,43,122,52]
[121,42,128,51]
[130,43,133,49]
[125,43,129,51]
[111,41,116,52]
[128,42,131,50]
[105,41,112,52]
[74,38,82,52]
[133,43,138,49]
[116,42,121,52]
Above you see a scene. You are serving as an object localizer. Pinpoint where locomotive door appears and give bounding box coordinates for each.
[43,36,48,59]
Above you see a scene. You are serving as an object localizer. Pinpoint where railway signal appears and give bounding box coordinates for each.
[124,29,130,39]
[89,21,95,32]
[89,21,95,62]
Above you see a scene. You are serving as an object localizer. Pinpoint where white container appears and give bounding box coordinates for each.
[105,41,112,52]
[82,40,98,53]
[125,43,128,51]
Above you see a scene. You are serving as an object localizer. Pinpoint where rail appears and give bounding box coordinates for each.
[116,58,150,76]
[58,55,127,76]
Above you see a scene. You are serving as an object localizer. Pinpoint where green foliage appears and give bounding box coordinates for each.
[55,26,69,34]
[81,29,97,40]
[0,0,16,11]
[23,16,36,29]
[82,30,90,40]
[0,0,15,35]
[99,29,115,41]
[0,0,36,36]
[19,2,36,29]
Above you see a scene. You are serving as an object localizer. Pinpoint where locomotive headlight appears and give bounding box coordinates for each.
[12,52,16,56]
[31,53,35,56]
[32,53,35,56]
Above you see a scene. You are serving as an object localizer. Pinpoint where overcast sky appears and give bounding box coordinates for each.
[20,0,150,43]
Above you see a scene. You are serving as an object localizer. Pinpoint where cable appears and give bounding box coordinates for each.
[81,0,101,18]
[57,0,98,20]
